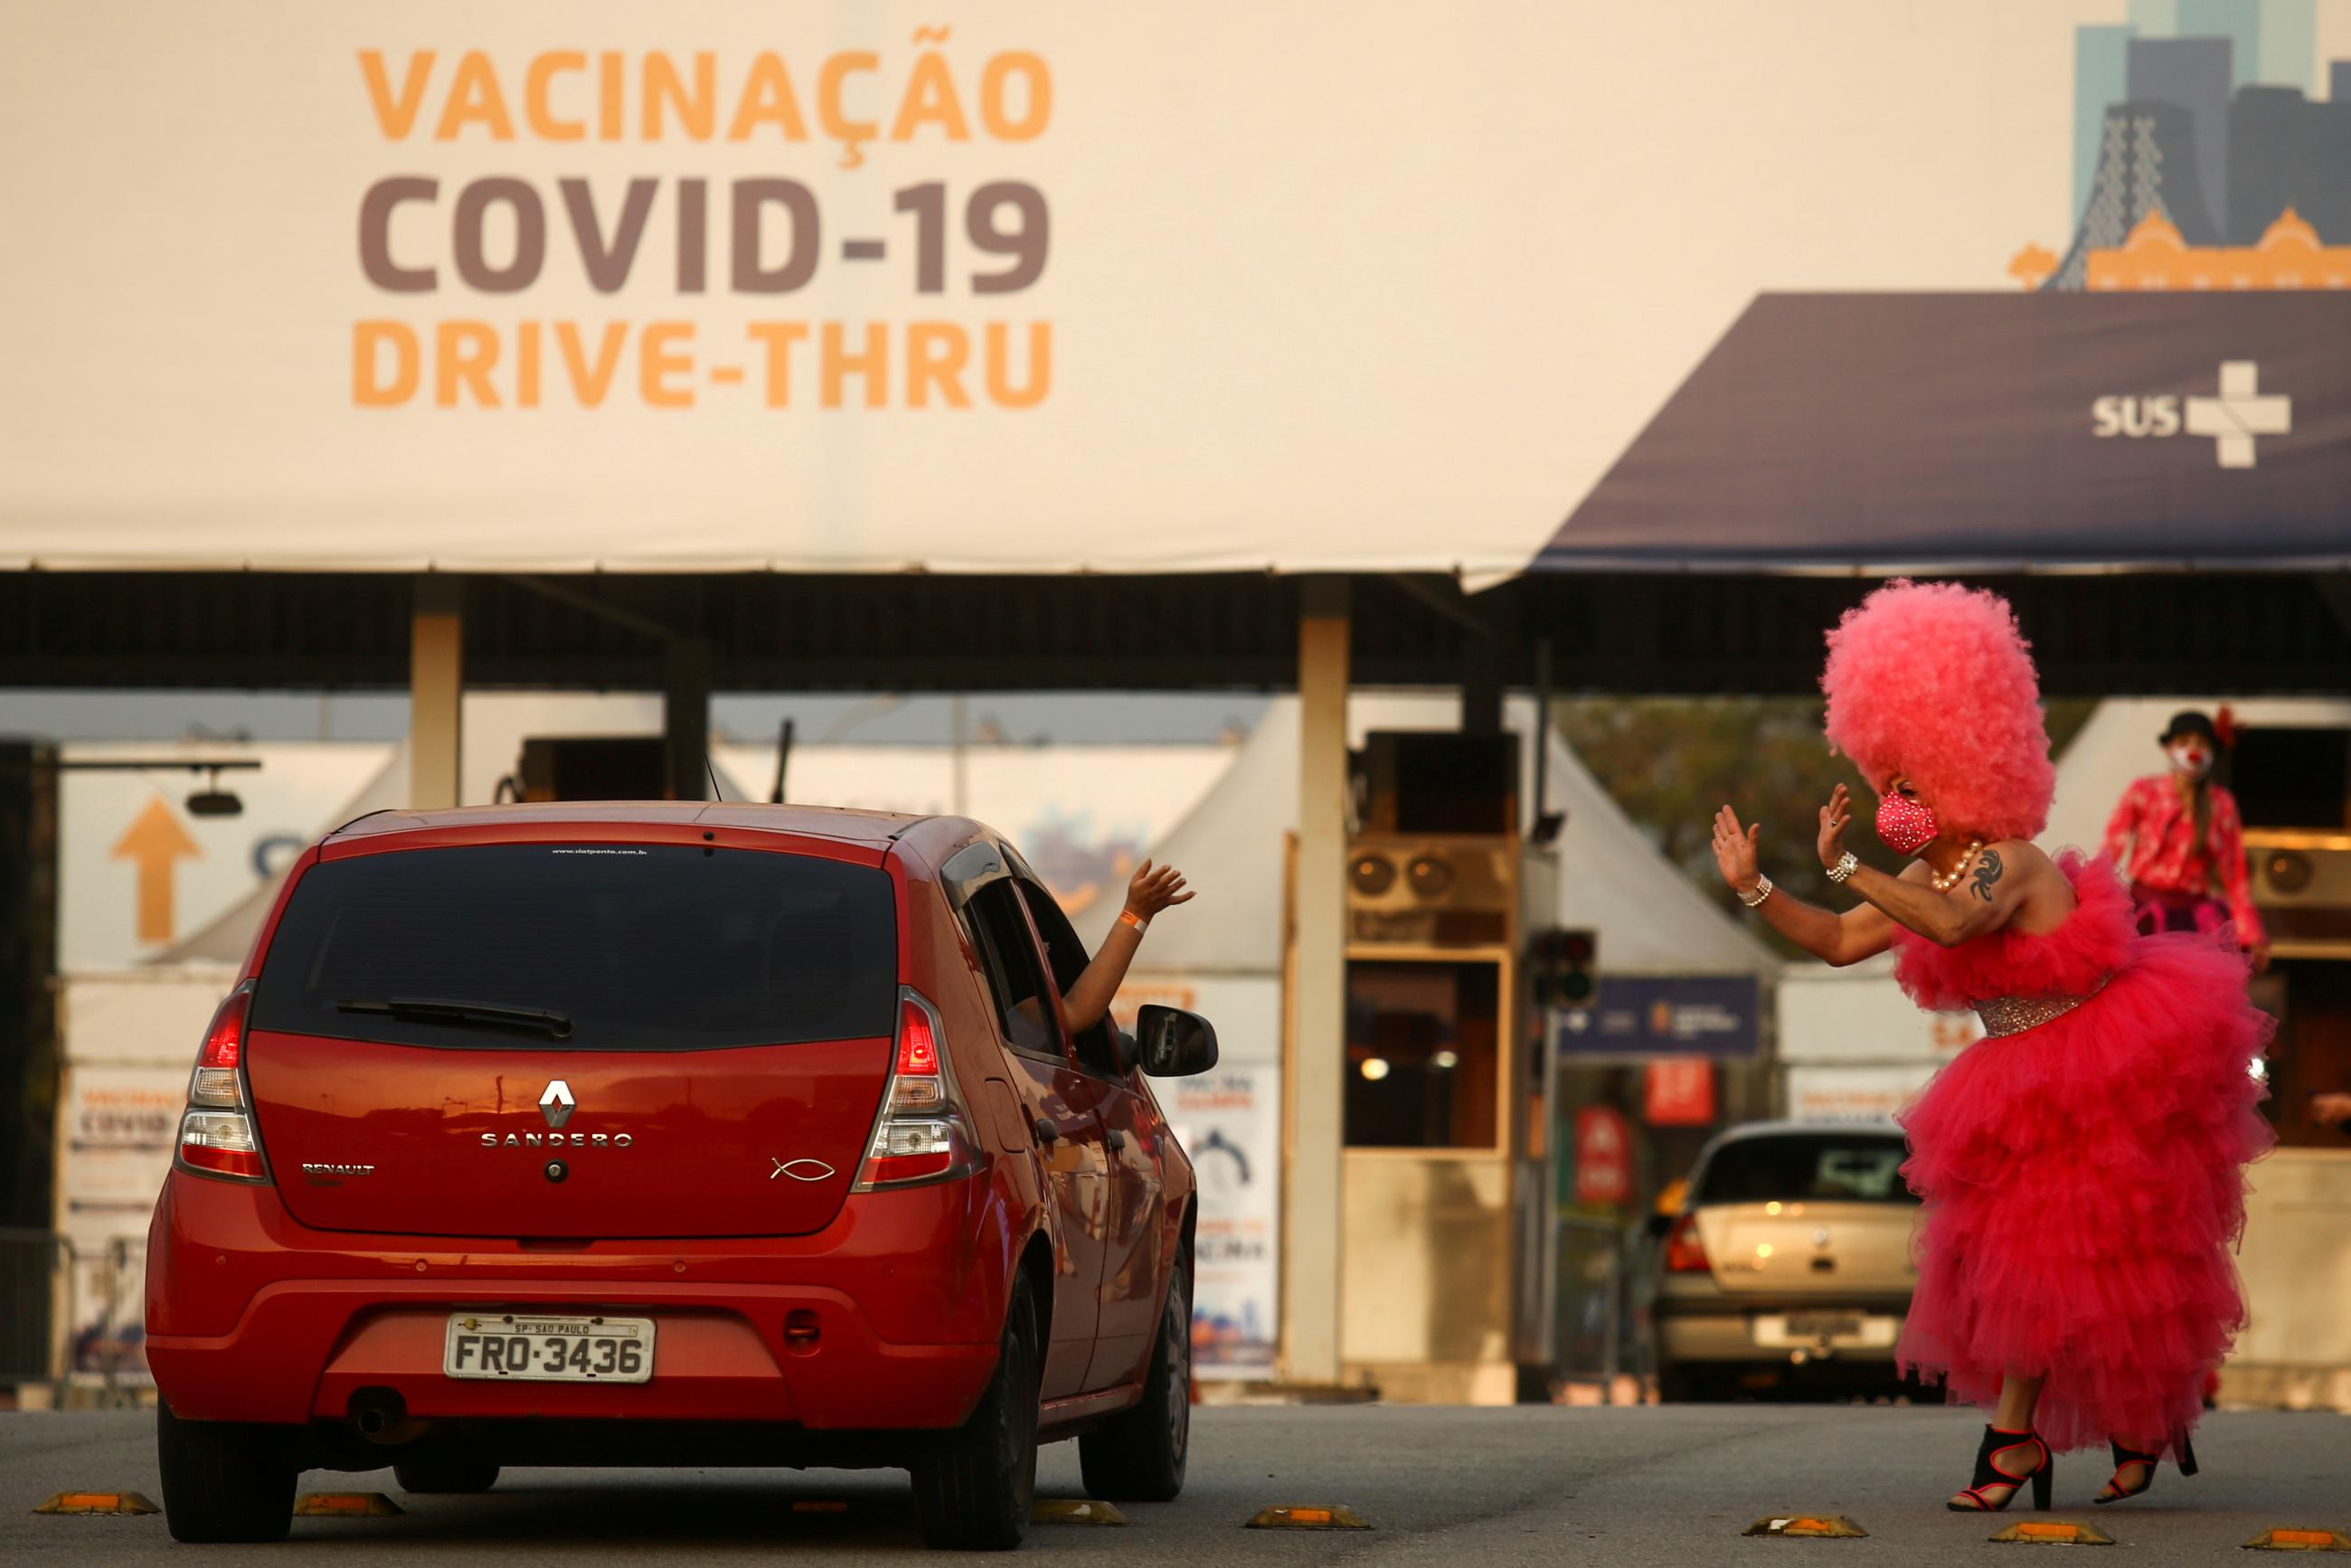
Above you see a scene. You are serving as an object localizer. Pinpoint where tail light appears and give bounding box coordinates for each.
[852,989,978,1190]
[1663,1213,1711,1274]
[176,984,271,1184]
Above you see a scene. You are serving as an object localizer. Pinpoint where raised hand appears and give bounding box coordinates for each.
[1711,805,1762,895]
[1124,858,1194,921]
[1818,783,1855,869]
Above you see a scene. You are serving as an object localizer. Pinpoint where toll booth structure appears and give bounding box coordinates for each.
[1281,731,1558,1404]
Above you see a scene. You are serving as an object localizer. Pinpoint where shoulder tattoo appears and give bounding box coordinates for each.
[1970,848,2004,902]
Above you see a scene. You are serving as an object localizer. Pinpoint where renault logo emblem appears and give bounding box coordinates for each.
[539,1080,576,1129]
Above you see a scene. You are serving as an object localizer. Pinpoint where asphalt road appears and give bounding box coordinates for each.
[6,1405,2347,1564]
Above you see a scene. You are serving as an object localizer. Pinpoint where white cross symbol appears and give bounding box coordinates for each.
[2184,361,2290,468]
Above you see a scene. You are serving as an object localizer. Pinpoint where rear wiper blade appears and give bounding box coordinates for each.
[337,997,573,1039]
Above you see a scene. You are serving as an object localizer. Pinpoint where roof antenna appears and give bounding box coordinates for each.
[770,718,795,804]
[704,754,725,802]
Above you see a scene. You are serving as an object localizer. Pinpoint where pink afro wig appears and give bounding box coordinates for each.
[1820,581,2054,844]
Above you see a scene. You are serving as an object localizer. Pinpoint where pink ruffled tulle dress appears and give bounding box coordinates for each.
[1892,851,2273,1457]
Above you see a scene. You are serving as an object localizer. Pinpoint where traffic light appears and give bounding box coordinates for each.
[1529,927,1598,1008]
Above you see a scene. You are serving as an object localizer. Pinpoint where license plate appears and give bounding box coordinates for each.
[442,1313,654,1383]
[1751,1312,1896,1349]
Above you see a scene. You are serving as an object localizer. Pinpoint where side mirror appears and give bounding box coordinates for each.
[1643,1212,1676,1241]
[1136,1005,1219,1078]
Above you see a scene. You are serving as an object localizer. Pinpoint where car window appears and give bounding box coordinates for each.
[1695,1134,1919,1206]
[1016,882,1123,1077]
[962,879,1064,1060]
[250,844,896,1052]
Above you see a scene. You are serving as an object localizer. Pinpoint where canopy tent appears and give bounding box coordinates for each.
[1541,295,2351,572]
[1105,694,1777,979]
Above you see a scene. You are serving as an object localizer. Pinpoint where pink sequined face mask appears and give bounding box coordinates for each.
[1875,791,1940,856]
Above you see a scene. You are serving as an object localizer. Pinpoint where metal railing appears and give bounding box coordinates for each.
[1550,1214,1650,1402]
[0,1228,150,1405]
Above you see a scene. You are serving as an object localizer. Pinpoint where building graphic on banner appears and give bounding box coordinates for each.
[2030,5,2350,292]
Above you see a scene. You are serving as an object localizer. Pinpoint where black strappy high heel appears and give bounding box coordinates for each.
[1948,1425,2053,1513]
[2093,1433,2197,1504]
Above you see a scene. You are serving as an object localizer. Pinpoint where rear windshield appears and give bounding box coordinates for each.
[251,844,897,1051]
[1695,1133,1919,1206]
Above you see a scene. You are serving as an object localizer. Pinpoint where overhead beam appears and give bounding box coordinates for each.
[4,572,2347,696]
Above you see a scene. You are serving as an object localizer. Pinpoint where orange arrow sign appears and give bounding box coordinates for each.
[110,798,202,945]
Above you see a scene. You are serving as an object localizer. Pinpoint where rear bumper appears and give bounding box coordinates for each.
[146,1283,1000,1429]
[146,1168,1016,1431]
[1652,1289,1912,1365]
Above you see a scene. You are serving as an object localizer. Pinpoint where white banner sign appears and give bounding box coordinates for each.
[10,1,2278,575]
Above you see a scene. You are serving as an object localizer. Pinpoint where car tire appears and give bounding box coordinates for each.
[912,1278,1040,1551]
[393,1455,501,1494]
[156,1397,297,1544]
[1078,1252,1192,1503]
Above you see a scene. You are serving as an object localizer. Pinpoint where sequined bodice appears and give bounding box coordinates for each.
[1971,979,2109,1038]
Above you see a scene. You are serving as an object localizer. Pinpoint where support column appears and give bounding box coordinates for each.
[664,640,713,800]
[408,577,463,810]
[1285,576,1350,1385]
[1460,633,1503,736]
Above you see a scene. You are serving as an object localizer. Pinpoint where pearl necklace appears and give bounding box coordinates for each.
[1929,840,1986,893]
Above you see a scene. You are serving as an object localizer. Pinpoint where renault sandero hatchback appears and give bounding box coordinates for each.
[145,804,1215,1550]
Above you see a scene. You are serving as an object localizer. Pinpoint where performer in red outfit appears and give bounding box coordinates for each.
[2102,711,2271,974]
[1709,581,2271,1513]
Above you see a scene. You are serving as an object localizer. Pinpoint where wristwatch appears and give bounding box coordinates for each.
[1826,852,1859,883]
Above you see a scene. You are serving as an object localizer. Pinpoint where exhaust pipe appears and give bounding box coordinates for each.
[349,1389,425,1446]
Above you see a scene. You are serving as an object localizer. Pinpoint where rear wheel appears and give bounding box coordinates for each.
[1079,1252,1191,1502]
[156,1398,297,1544]
[912,1279,1040,1550]
[394,1455,501,1494]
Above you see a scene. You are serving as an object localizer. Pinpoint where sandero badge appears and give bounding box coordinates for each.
[483,1078,633,1149]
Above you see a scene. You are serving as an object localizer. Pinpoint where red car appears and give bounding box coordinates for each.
[145,804,1213,1550]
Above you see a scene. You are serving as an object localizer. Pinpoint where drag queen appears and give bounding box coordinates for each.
[1710,581,2271,1511]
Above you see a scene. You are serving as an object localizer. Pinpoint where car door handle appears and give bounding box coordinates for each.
[1103,1129,1127,1153]
[1032,1118,1062,1145]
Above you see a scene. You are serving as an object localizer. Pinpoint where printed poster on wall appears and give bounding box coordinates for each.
[1160,1069,1279,1379]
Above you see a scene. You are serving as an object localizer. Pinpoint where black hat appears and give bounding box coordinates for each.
[2160,711,2218,745]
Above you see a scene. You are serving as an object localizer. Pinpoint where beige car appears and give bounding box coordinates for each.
[1649,1121,1921,1402]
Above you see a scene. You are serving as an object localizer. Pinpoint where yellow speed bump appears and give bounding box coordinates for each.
[1743,1514,1869,1538]
[33,1492,160,1516]
[293,1492,403,1518]
[1034,1498,1128,1525]
[2244,1526,2351,1552]
[1247,1505,1369,1530]
[1989,1519,2115,1545]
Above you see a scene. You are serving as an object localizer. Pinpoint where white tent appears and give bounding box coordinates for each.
[2045,695,2351,857]
[1109,694,1777,979]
